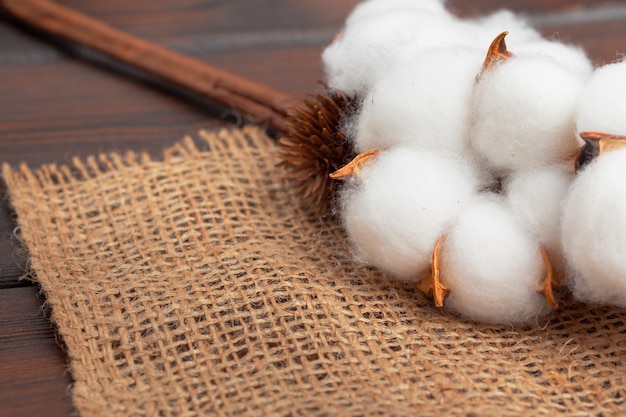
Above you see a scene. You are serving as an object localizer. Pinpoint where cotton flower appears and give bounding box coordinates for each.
[322,6,471,96]
[339,146,481,281]
[355,46,485,154]
[470,51,590,172]
[320,0,623,323]
[505,163,574,273]
[576,60,626,136]
[441,195,552,324]
[562,147,626,307]
[561,60,626,307]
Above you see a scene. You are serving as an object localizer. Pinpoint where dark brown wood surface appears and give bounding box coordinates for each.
[0,1,625,415]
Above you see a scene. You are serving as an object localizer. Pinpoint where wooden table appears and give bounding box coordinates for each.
[1,1,625,415]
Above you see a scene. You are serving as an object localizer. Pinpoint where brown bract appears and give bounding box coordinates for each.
[277,89,359,214]
[575,131,626,172]
[418,235,449,307]
[539,246,561,309]
[477,31,513,80]
[329,149,381,179]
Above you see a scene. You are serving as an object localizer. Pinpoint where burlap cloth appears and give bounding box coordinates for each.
[3,127,626,416]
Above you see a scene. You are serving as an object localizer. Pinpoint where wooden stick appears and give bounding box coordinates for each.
[1,0,302,132]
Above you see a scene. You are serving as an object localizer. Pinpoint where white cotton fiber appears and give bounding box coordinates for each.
[341,146,480,281]
[576,61,626,136]
[470,9,542,48]
[441,195,552,324]
[470,54,587,172]
[517,41,592,76]
[355,46,485,154]
[344,0,448,27]
[562,148,626,307]
[505,163,574,272]
[322,11,470,96]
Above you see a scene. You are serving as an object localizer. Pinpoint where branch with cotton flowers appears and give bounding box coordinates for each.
[324,0,626,325]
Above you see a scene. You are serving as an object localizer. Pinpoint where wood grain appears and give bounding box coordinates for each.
[0,286,74,417]
[1,1,626,415]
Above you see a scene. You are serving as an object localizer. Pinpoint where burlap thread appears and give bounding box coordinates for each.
[3,127,626,416]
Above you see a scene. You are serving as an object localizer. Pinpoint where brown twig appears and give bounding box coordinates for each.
[1,0,302,132]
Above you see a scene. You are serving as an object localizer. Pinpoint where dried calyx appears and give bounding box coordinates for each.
[418,235,449,307]
[277,89,360,214]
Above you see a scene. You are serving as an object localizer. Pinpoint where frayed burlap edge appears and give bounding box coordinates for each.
[3,126,626,417]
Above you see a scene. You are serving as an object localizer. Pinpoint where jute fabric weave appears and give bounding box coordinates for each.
[3,127,626,416]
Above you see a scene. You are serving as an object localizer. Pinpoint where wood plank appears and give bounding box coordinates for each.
[0,46,327,166]
[0,183,26,288]
[0,286,74,417]
[0,60,228,166]
[0,0,359,56]
[57,0,360,37]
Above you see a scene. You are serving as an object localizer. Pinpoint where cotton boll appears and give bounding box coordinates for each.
[577,61,626,136]
[470,55,587,172]
[562,148,626,307]
[355,46,485,154]
[322,12,470,96]
[505,163,574,272]
[341,146,481,281]
[441,195,551,324]
[344,0,449,27]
